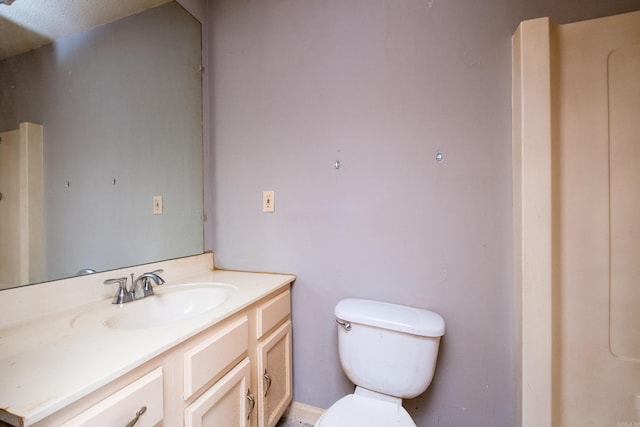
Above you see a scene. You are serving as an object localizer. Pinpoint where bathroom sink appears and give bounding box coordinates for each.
[72,282,236,330]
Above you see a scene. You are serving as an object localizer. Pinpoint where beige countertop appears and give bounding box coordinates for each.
[0,254,295,426]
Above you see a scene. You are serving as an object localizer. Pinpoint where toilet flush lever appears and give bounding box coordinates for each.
[336,318,351,331]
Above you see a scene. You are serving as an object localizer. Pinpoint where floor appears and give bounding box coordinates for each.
[275,401,322,427]
[276,418,314,427]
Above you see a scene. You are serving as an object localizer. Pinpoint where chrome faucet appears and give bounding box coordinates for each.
[104,269,165,304]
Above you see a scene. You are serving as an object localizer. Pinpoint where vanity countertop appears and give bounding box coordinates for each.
[0,260,295,426]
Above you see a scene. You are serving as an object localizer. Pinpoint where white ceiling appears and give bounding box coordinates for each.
[0,0,172,60]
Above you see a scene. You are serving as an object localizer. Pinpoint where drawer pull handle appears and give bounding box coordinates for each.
[263,370,272,396]
[246,389,255,419]
[124,406,147,427]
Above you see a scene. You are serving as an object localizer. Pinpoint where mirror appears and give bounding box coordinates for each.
[0,1,204,289]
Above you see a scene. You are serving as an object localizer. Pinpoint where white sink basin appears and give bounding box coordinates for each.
[72,282,236,330]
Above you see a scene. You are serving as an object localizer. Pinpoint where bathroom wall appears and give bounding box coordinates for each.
[207,1,640,426]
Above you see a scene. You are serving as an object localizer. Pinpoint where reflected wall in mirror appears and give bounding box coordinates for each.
[0,1,204,289]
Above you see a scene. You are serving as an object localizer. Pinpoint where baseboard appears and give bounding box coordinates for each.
[281,401,325,425]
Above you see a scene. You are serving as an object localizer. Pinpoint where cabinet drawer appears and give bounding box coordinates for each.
[61,367,163,427]
[184,315,249,400]
[256,290,290,339]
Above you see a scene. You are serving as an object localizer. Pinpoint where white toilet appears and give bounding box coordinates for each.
[315,298,445,427]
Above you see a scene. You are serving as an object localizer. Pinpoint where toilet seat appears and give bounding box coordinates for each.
[315,393,416,427]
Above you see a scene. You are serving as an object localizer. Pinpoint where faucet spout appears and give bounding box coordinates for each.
[134,269,165,298]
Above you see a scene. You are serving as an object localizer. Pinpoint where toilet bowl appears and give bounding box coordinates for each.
[315,298,445,427]
[315,387,416,427]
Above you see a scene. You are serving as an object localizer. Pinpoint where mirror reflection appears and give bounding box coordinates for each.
[0,1,204,290]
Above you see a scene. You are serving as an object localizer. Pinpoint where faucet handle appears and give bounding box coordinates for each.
[104,277,133,304]
[104,277,128,289]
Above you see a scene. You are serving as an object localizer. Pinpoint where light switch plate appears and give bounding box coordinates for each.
[153,196,163,215]
[263,191,274,212]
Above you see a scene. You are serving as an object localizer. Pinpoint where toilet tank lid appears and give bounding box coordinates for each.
[335,299,445,337]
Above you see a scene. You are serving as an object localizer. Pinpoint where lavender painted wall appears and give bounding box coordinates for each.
[206,1,640,425]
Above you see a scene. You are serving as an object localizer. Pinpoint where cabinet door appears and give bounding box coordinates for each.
[185,358,254,427]
[256,320,292,427]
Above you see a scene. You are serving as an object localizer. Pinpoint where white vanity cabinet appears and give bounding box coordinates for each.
[27,286,292,427]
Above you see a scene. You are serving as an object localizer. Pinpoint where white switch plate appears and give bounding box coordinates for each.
[153,196,163,215]
[263,191,275,212]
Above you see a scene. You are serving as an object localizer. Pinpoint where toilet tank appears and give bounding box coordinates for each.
[335,299,445,399]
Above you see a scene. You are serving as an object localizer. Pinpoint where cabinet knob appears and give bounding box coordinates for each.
[263,370,272,397]
[124,406,147,427]
[246,389,255,419]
